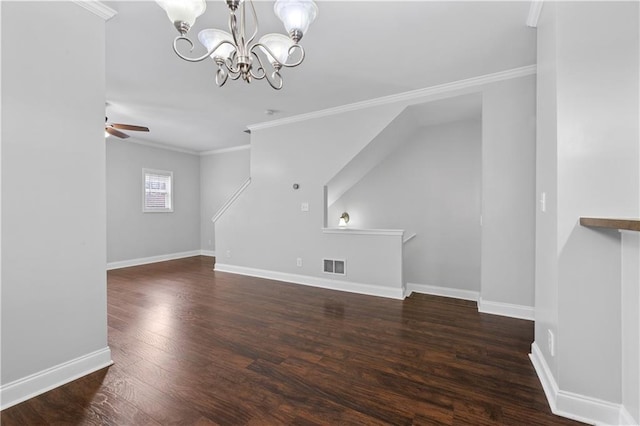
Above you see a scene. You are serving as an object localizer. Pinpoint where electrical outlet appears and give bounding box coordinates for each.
[296,257,303,267]
[548,329,555,357]
[226,250,232,258]
[301,202,309,212]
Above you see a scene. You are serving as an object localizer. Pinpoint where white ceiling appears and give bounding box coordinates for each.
[104,1,535,153]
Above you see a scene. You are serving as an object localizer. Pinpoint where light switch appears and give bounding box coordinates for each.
[540,192,546,213]
[301,202,309,212]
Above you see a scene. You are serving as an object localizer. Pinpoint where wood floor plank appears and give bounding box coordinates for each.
[1,256,584,425]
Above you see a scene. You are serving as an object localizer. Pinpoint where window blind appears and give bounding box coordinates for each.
[144,171,172,211]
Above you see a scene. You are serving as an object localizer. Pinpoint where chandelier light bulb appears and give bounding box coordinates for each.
[198,29,236,61]
[274,0,318,42]
[156,0,206,34]
[259,33,294,65]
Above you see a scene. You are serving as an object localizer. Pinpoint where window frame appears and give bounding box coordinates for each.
[142,168,174,213]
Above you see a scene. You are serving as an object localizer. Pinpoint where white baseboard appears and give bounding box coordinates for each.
[530,342,629,425]
[200,250,216,257]
[478,297,535,321]
[619,407,638,426]
[405,282,479,301]
[405,284,533,321]
[0,347,112,410]
[214,263,405,300]
[107,250,204,270]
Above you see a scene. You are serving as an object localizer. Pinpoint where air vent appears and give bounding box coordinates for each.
[323,258,346,275]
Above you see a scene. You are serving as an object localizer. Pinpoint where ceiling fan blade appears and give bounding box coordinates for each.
[110,123,149,132]
[106,127,129,139]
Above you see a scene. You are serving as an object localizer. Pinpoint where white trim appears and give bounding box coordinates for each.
[0,347,112,410]
[477,297,535,321]
[530,342,560,416]
[526,0,544,28]
[200,250,216,257]
[72,1,117,21]
[620,407,637,426]
[406,283,479,302]
[108,138,200,156]
[200,144,251,156]
[211,177,252,223]
[403,233,417,244]
[214,263,404,300]
[322,228,404,237]
[248,65,536,131]
[106,250,202,270]
[530,342,627,425]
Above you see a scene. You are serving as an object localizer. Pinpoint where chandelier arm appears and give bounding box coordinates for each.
[224,51,242,74]
[173,36,237,63]
[215,67,229,87]
[229,12,242,52]
[225,54,242,80]
[238,2,246,50]
[248,51,282,89]
[284,44,306,68]
[250,43,306,69]
[244,0,260,46]
[266,70,284,90]
[248,51,267,80]
[224,61,242,80]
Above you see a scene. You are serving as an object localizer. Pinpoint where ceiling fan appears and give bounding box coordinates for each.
[105,117,149,139]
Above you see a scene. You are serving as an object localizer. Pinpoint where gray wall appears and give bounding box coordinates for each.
[200,148,251,253]
[1,0,111,403]
[215,75,536,301]
[481,75,537,310]
[535,1,639,421]
[534,0,560,382]
[106,141,200,263]
[216,103,408,294]
[330,118,482,292]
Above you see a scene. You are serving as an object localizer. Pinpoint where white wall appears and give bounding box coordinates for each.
[330,118,482,293]
[534,0,560,382]
[556,0,638,408]
[534,2,640,423]
[1,1,111,408]
[200,147,251,253]
[106,140,200,263]
[481,75,537,314]
[622,231,640,424]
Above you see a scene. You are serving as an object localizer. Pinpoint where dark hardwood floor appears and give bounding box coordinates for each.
[2,256,582,425]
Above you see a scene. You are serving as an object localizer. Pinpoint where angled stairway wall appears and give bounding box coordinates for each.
[215,102,408,297]
[328,116,482,295]
[214,69,536,307]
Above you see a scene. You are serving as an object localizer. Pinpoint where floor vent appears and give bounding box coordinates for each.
[323,259,346,275]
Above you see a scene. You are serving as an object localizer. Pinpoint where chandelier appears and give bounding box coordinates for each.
[155,0,318,90]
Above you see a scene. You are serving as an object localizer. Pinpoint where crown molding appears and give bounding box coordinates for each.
[248,65,537,132]
[72,1,117,21]
[200,144,251,156]
[526,0,544,28]
[108,138,199,156]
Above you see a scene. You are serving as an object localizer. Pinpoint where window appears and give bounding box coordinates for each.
[143,169,173,212]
